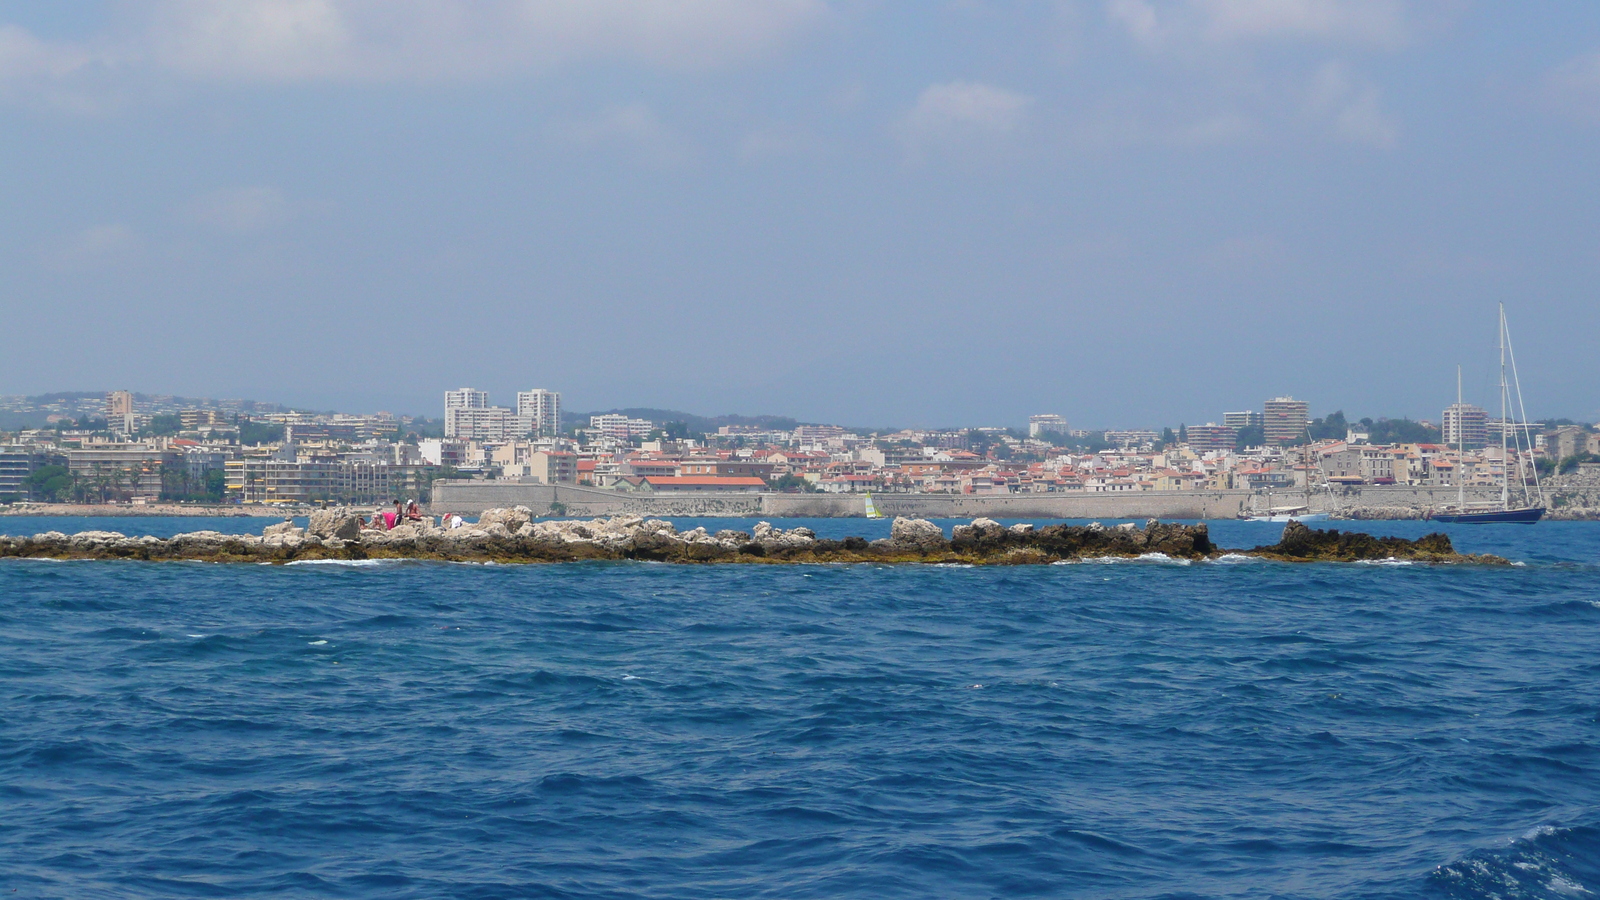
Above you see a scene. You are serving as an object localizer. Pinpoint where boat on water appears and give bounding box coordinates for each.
[1246,507,1329,524]
[1242,425,1328,522]
[1428,304,1544,525]
[864,492,885,519]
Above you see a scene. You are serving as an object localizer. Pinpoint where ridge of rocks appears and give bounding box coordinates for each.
[0,510,1506,566]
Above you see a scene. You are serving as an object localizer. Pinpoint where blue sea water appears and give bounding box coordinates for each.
[2,518,1599,899]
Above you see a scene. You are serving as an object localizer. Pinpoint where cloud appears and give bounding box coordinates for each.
[1306,62,1397,146]
[897,81,1032,157]
[39,224,140,270]
[1195,0,1410,47]
[550,104,695,168]
[185,186,300,233]
[1108,0,1411,50]
[0,0,827,92]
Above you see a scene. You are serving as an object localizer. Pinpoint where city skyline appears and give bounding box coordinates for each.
[3,384,1587,437]
[2,5,1599,424]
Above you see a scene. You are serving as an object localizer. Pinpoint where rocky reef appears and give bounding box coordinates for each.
[1251,520,1506,564]
[0,509,1506,566]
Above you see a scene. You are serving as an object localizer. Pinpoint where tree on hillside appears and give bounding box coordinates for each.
[1361,418,1441,444]
[1309,410,1348,441]
[1234,424,1265,450]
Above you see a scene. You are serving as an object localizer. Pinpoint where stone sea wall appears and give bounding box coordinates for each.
[432,481,1506,520]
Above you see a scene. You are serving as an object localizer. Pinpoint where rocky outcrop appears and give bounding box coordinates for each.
[1253,520,1506,564]
[263,519,304,538]
[308,507,364,541]
[0,514,1503,566]
[889,517,946,551]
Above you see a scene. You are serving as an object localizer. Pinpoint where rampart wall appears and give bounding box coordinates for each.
[431,481,1498,520]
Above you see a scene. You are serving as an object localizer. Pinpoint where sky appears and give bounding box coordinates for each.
[3,1,1600,429]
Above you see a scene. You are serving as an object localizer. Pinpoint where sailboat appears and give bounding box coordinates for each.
[1430,304,1544,524]
[864,491,885,519]
[1243,425,1327,522]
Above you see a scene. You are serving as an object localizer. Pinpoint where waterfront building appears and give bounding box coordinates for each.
[0,449,69,501]
[67,446,182,502]
[226,458,439,504]
[516,389,562,437]
[1262,397,1309,445]
[1442,403,1489,449]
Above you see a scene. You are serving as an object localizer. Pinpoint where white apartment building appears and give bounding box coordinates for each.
[1028,414,1070,439]
[444,388,489,411]
[1443,403,1488,448]
[590,414,654,441]
[517,389,562,436]
[445,406,518,441]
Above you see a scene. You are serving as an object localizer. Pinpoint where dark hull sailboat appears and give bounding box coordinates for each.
[1429,506,1544,524]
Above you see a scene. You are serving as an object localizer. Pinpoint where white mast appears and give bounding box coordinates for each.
[1502,304,1544,509]
[1457,364,1465,511]
[1499,304,1510,509]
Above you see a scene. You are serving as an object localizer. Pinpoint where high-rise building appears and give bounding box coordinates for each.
[444,388,489,412]
[1262,397,1309,445]
[445,406,515,441]
[1028,414,1069,439]
[444,388,498,438]
[105,391,134,418]
[1223,410,1262,431]
[105,390,136,434]
[1185,423,1238,453]
[517,389,562,436]
[1443,403,1488,449]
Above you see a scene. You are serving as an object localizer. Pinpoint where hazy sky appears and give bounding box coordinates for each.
[3,1,1599,428]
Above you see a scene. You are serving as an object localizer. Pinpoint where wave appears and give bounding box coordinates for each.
[1055,553,1193,566]
[1208,553,1267,565]
[283,559,403,567]
[1420,822,1600,899]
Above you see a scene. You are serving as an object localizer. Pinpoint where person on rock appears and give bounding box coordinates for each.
[405,500,423,522]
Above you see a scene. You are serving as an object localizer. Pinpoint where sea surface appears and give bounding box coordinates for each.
[2,517,1598,899]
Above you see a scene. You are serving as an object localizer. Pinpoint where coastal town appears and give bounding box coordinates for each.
[2,387,1598,516]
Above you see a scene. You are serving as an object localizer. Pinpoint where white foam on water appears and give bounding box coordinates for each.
[621,674,639,681]
[308,640,328,646]
[285,559,396,567]
[1208,553,1262,565]
[1060,554,1192,566]
[1547,874,1591,895]
[1355,557,1414,566]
